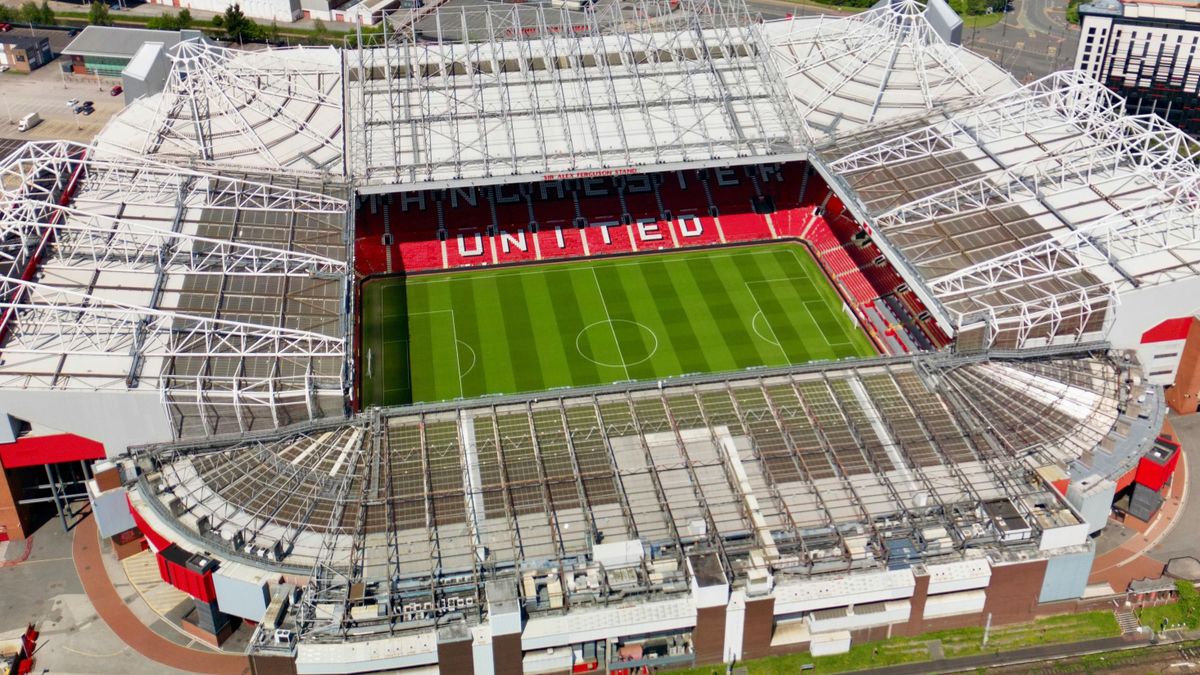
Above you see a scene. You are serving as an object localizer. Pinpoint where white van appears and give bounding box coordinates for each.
[17,112,41,132]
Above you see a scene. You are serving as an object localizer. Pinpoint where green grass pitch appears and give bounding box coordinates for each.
[360,243,876,407]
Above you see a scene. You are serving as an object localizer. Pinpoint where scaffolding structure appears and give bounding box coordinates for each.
[96,41,345,175]
[347,0,805,192]
[817,71,1200,349]
[0,141,352,438]
[764,0,1016,140]
[133,348,1138,645]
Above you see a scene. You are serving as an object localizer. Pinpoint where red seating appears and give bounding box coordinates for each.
[396,235,442,272]
[494,228,539,264]
[351,161,946,352]
[772,206,817,239]
[715,212,772,243]
[583,219,638,256]
[537,224,587,262]
[445,228,491,268]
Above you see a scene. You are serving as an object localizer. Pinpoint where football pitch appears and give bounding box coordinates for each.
[360,244,876,407]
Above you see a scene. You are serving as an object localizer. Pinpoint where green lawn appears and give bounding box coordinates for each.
[360,244,876,407]
[1138,580,1200,631]
[666,611,1120,675]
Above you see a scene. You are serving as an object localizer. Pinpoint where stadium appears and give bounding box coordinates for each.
[0,0,1196,672]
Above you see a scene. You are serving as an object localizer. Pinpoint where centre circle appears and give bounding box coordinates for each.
[575,320,659,368]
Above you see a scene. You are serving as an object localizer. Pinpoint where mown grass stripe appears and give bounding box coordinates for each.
[360,243,878,406]
[684,254,761,370]
[610,261,686,379]
[495,272,547,394]
[448,278,485,398]
[663,257,741,375]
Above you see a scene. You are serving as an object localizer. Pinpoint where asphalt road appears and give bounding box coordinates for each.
[1150,412,1200,564]
[963,0,1079,81]
[745,0,1078,82]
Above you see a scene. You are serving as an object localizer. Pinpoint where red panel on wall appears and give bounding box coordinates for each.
[1141,317,1195,344]
[0,434,105,469]
[127,496,172,552]
[155,544,219,602]
[1135,438,1181,492]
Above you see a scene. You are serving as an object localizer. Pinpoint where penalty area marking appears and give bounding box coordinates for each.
[744,280,796,363]
[750,311,782,348]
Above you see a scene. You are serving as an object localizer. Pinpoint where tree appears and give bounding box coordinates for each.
[18,1,41,23]
[88,0,112,26]
[147,11,180,29]
[0,5,15,22]
[312,18,326,35]
[266,19,280,44]
[178,8,193,28]
[212,3,262,43]
[38,0,54,24]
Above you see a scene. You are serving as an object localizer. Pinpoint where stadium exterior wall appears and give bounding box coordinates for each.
[1084,275,1200,385]
[1166,322,1200,413]
[1038,545,1098,603]
[0,390,170,457]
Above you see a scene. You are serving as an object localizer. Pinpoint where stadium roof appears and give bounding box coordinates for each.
[95,42,345,176]
[0,141,350,439]
[348,0,806,193]
[130,350,1142,642]
[764,0,1016,141]
[817,71,1200,349]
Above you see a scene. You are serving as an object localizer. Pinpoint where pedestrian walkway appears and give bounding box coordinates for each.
[72,515,250,675]
[1089,447,1189,592]
[122,549,190,617]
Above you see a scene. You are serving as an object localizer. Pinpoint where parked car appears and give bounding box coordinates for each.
[73,105,84,114]
[67,28,79,37]
[110,85,123,96]
[67,99,79,108]
[82,101,93,108]
[81,107,94,116]
[0,23,13,32]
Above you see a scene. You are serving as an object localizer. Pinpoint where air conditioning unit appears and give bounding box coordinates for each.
[273,629,294,646]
